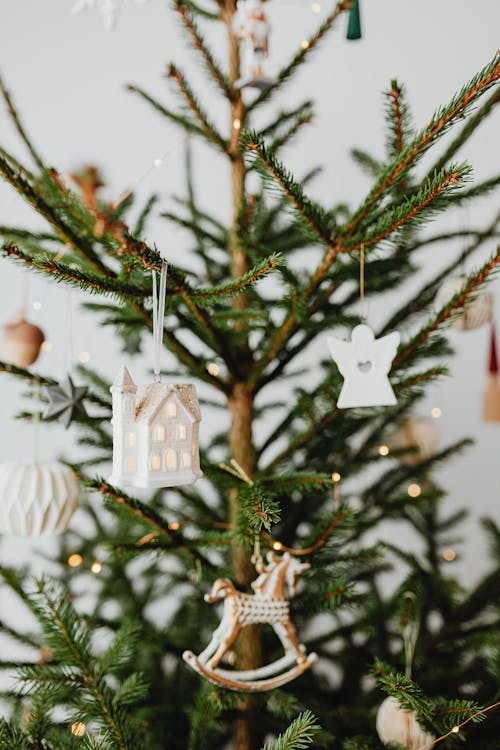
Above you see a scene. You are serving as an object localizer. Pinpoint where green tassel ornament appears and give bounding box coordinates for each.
[346,0,361,40]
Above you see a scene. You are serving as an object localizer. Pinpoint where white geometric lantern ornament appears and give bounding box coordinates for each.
[435,275,493,330]
[183,551,317,691]
[109,260,202,490]
[328,324,400,408]
[0,461,80,536]
[376,696,435,750]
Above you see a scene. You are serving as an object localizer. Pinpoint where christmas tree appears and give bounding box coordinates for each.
[1,2,500,749]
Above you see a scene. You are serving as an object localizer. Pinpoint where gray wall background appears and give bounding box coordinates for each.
[0,0,500,588]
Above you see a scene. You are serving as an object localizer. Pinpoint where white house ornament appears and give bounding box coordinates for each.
[183,551,317,692]
[44,375,89,429]
[109,366,202,489]
[0,461,80,536]
[376,696,435,750]
[2,311,45,368]
[435,276,493,330]
[328,324,400,408]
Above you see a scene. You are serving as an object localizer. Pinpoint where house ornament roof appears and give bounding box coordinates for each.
[135,382,201,424]
[111,365,137,393]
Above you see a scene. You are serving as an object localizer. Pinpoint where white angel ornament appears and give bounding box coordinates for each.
[328,323,400,408]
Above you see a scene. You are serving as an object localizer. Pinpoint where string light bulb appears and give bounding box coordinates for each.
[451,726,460,734]
[311,2,321,11]
[273,541,283,551]
[301,40,310,49]
[41,341,53,352]
[407,483,421,498]
[33,300,42,311]
[378,444,389,457]
[153,158,163,168]
[443,548,456,562]
[67,553,83,568]
[431,406,442,419]
[71,722,86,737]
[331,471,341,509]
[91,560,102,574]
[78,351,91,364]
[207,362,220,376]
[168,521,180,531]
[233,118,241,130]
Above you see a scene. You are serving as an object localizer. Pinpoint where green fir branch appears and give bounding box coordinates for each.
[2,244,147,302]
[347,164,472,250]
[173,0,232,98]
[190,253,284,305]
[247,1,350,111]
[0,75,45,171]
[345,51,500,233]
[393,248,500,370]
[261,711,321,750]
[126,84,207,138]
[167,64,228,152]
[0,154,108,273]
[242,130,336,247]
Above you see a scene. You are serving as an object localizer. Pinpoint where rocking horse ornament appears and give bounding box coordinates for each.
[183,551,318,691]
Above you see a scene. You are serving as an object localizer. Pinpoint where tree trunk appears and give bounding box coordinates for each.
[224,3,263,748]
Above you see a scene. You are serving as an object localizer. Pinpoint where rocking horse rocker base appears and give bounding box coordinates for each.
[183,649,318,692]
[183,551,317,692]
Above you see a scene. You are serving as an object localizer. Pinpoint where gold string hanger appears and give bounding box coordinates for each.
[359,243,366,321]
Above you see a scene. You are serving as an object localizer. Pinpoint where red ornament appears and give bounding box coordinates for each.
[483,325,500,422]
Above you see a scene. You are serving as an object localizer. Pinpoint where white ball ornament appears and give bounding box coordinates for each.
[0,461,80,536]
[435,276,493,330]
[376,696,435,750]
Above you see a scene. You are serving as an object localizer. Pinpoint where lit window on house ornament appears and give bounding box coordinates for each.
[166,449,177,470]
[155,425,166,442]
[127,432,136,447]
[183,452,191,468]
[167,401,177,417]
[126,457,136,472]
[178,424,187,440]
[151,453,161,471]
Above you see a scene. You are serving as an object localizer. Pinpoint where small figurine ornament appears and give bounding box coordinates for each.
[435,276,493,330]
[2,311,45,368]
[328,324,400,408]
[183,551,317,691]
[0,461,80,536]
[109,260,202,490]
[234,0,275,90]
[376,696,435,750]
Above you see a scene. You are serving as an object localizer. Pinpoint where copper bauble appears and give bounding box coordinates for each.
[3,311,45,367]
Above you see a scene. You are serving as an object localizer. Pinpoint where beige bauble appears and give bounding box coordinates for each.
[3,312,45,367]
[435,276,493,330]
[376,696,435,749]
[0,461,80,536]
[388,418,439,466]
